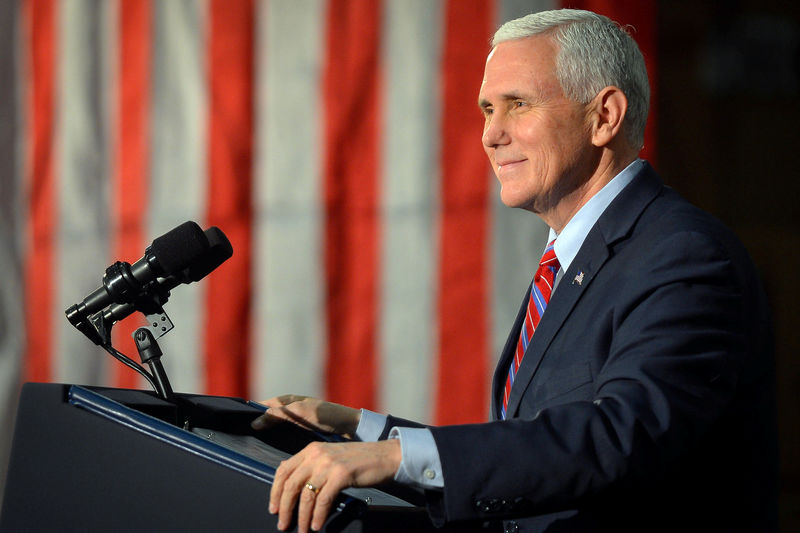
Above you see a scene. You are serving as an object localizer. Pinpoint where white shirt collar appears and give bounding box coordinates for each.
[547,159,644,274]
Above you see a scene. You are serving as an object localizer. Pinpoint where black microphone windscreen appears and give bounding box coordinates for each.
[149,221,209,275]
[184,227,233,282]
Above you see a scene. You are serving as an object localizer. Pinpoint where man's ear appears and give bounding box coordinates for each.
[589,86,627,148]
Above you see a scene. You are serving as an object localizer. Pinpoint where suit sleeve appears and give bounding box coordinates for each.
[424,230,757,524]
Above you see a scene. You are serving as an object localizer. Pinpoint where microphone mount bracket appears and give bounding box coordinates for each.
[68,280,175,347]
[103,261,143,305]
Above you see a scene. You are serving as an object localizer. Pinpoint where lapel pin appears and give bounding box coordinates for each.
[572,271,584,286]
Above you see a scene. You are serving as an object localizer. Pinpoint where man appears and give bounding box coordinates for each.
[252,9,778,532]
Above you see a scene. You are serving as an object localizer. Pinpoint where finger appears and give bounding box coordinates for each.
[310,481,340,532]
[279,394,308,405]
[256,394,304,409]
[261,403,336,436]
[269,456,298,518]
[276,404,327,432]
[251,411,279,430]
[278,463,312,531]
[251,406,299,430]
[252,394,316,430]
[296,480,322,533]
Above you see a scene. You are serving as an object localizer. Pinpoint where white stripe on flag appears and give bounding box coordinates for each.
[149,0,209,394]
[252,0,327,401]
[55,0,113,385]
[378,0,443,423]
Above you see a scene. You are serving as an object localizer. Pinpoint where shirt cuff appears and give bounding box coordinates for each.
[388,427,444,489]
[354,408,386,442]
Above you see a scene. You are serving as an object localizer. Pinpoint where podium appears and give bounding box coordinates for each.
[0,383,450,532]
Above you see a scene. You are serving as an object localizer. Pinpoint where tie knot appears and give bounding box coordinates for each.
[540,239,559,268]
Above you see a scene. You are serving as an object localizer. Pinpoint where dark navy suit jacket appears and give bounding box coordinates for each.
[382,163,778,532]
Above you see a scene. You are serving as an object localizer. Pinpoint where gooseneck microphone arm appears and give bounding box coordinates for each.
[133,328,174,401]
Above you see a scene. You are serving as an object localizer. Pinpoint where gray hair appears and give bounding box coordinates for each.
[493,9,650,149]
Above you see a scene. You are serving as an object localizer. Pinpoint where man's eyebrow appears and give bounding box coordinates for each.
[479,91,530,108]
[500,91,529,101]
[478,91,536,109]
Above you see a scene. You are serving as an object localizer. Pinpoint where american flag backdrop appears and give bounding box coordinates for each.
[0,0,656,488]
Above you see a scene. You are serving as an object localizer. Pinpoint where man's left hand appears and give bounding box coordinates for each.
[270,439,402,532]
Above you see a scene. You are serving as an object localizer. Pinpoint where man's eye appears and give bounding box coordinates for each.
[513,100,526,108]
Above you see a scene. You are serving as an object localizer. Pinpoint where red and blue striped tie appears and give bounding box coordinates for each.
[501,240,560,419]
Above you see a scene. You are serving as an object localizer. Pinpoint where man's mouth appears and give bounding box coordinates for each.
[497,159,526,173]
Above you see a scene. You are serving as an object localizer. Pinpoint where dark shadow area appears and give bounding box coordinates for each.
[657,1,800,530]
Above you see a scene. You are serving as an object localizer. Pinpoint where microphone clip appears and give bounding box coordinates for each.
[102,260,144,305]
[69,284,174,347]
[133,327,175,401]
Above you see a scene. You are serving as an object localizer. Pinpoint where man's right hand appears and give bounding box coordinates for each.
[250,395,361,438]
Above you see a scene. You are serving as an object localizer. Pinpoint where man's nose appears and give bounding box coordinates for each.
[482,116,509,148]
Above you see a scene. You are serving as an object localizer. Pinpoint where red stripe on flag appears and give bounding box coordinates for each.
[205,0,254,397]
[435,0,494,425]
[112,0,151,389]
[322,0,382,409]
[567,0,658,163]
[23,0,57,383]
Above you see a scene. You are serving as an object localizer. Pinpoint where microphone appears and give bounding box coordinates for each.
[63,222,232,401]
[65,221,213,330]
[100,226,233,325]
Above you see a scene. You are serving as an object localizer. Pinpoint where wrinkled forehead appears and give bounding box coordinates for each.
[479,36,561,102]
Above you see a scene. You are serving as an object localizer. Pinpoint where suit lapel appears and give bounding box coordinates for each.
[491,286,531,420]
[504,237,610,416]
[500,163,665,418]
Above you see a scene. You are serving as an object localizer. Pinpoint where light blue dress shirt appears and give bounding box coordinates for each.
[355,159,645,490]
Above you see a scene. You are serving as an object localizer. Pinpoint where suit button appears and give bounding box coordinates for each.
[475,498,501,513]
[504,521,519,533]
[474,499,487,512]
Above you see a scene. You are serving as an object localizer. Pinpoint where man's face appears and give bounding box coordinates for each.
[479,36,595,215]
